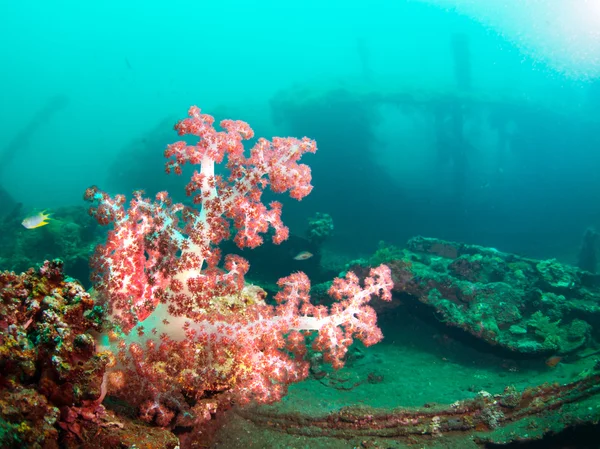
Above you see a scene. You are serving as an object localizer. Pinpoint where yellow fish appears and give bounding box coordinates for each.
[22,210,52,229]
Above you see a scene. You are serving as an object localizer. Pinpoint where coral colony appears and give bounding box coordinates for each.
[84,106,393,425]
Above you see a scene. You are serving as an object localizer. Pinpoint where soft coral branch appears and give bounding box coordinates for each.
[86,106,392,425]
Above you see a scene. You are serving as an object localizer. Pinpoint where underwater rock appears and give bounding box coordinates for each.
[306,212,334,245]
[0,260,178,448]
[367,237,600,356]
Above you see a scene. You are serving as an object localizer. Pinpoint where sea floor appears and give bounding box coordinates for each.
[210,310,598,448]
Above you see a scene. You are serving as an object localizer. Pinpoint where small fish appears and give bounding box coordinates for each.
[545,356,562,368]
[22,210,52,229]
[294,251,313,261]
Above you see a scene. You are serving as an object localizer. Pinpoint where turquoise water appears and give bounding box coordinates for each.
[2,1,599,222]
[2,1,600,260]
[2,2,600,447]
